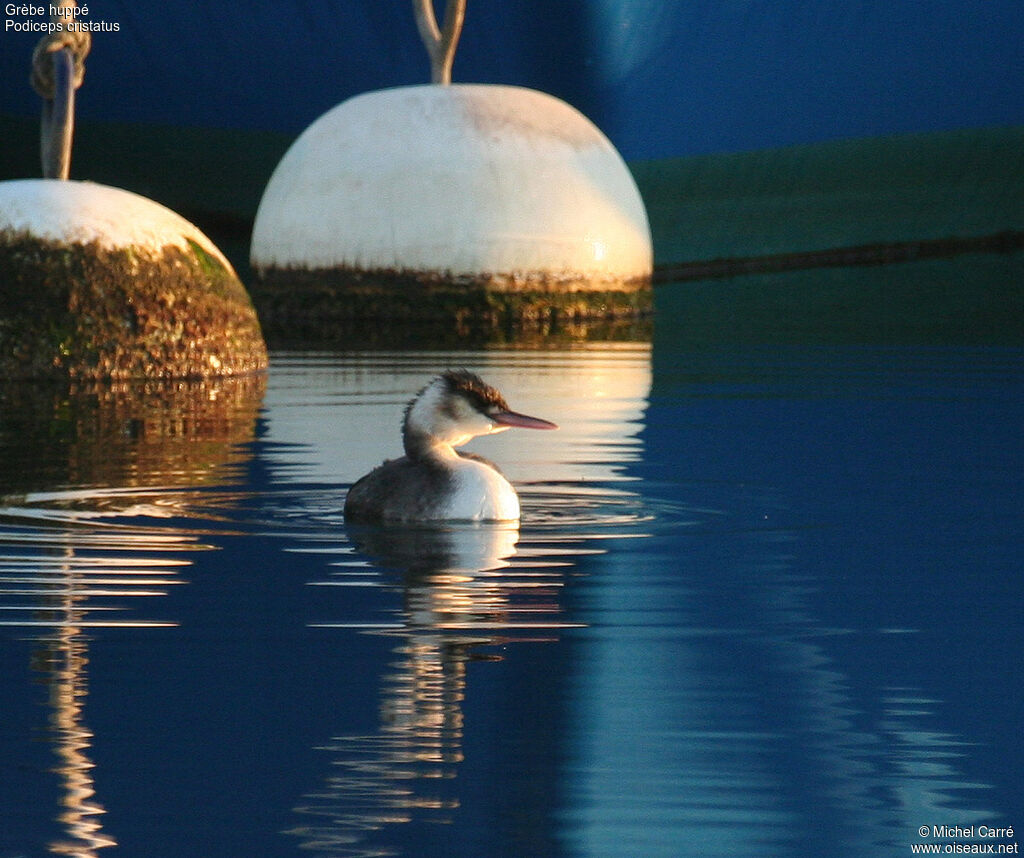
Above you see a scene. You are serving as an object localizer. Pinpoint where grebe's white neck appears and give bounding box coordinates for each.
[403,376,511,456]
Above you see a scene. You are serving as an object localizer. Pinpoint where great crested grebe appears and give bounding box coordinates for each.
[343,370,557,522]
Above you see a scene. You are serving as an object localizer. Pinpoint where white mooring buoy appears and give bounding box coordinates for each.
[251,84,652,288]
[249,1,652,337]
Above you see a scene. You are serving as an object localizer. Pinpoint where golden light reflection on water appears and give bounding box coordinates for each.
[290,506,649,856]
[39,620,115,857]
[4,348,655,855]
[0,374,265,492]
[0,373,265,856]
[291,525,556,852]
[2,532,193,857]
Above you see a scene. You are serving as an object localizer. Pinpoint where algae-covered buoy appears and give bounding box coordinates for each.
[0,8,268,380]
[249,0,652,335]
[0,179,267,380]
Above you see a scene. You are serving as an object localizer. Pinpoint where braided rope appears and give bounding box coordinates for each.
[33,5,89,178]
[30,8,91,99]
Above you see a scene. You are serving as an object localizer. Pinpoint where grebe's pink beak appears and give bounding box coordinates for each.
[491,410,558,431]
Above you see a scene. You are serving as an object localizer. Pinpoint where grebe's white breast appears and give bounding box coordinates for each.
[442,452,521,521]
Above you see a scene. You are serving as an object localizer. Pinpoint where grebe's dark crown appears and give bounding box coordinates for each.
[401,370,505,442]
[440,369,510,413]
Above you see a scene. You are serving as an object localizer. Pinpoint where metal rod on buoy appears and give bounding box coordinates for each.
[413,0,466,84]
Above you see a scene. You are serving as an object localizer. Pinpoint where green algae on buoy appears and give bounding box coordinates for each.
[0,179,268,380]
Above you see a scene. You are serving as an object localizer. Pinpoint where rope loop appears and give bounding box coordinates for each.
[31,28,91,100]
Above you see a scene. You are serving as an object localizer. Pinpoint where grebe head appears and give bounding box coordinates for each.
[403,370,557,454]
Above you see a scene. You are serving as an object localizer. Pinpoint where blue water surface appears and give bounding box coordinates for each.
[0,259,1021,857]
